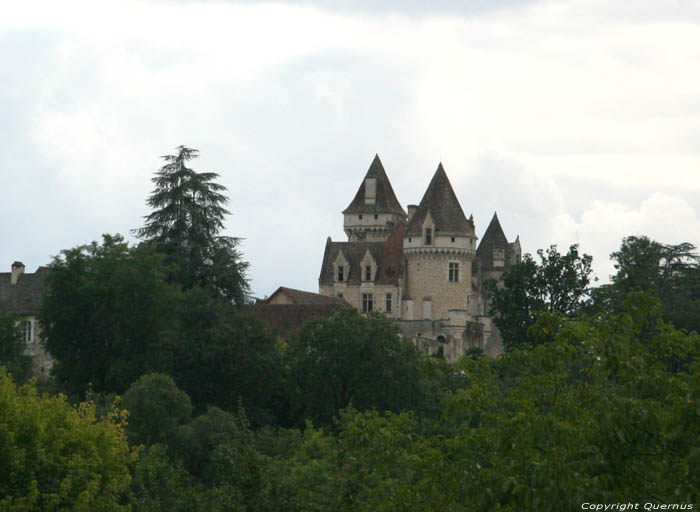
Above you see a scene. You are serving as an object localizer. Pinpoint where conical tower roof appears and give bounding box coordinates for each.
[476,212,510,269]
[405,163,474,237]
[343,155,406,216]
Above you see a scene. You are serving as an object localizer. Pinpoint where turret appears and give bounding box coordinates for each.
[342,155,407,242]
[402,163,477,321]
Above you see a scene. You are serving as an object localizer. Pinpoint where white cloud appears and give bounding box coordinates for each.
[3,0,700,296]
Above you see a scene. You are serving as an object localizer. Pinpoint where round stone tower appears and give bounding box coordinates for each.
[402,163,477,321]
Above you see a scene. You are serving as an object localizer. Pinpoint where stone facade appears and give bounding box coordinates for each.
[319,155,521,361]
[0,262,54,377]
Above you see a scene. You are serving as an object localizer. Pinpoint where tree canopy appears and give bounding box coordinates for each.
[487,244,593,350]
[134,145,249,305]
[0,369,135,511]
[288,308,423,426]
[39,234,180,395]
[0,313,32,381]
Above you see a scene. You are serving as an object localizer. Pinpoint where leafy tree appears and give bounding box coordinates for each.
[0,313,31,381]
[288,308,423,426]
[39,234,181,395]
[0,369,135,510]
[134,145,249,305]
[122,373,193,447]
[154,287,286,426]
[487,244,593,350]
[594,235,700,333]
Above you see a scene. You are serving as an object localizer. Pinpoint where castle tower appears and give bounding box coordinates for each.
[343,154,407,242]
[476,212,522,281]
[402,163,477,320]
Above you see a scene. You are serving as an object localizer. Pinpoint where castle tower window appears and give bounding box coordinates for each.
[365,265,372,281]
[338,266,344,282]
[385,293,392,312]
[449,262,459,282]
[362,293,373,313]
[425,228,432,245]
[374,214,378,219]
[359,214,363,220]
[451,237,455,243]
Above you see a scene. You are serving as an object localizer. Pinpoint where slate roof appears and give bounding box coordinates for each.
[319,223,404,286]
[476,212,510,271]
[343,154,407,216]
[247,303,348,340]
[405,163,475,237]
[265,286,349,305]
[0,267,50,315]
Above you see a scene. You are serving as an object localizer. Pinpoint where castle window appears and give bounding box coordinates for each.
[449,262,459,282]
[374,214,378,219]
[338,292,343,298]
[385,293,392,312]
[451,237,455,242]
[425,228,432,245]
[362,293,373,313]
[23,319,34,343]
[365,265,372,281]
[337,266,344,282]
[359,214,363,220]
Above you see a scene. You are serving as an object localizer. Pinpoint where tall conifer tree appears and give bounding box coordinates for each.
[135,146,249,305]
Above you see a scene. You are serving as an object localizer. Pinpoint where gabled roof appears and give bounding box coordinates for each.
[343,154,407,216]
[319,223,404,286]
[247,303,348,340]
[405,163,474,237]
[264,286,348,306]
[0,267,50,315]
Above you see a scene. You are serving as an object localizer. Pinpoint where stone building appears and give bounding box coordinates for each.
[319,155,521,359]
[249,286,349,339]
[0,262,53,376]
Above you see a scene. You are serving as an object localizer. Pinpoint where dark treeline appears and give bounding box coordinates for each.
[1,147,699,510]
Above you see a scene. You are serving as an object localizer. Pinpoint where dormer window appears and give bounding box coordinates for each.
[365,265,372,281]
[425,228,432,245]
[338,266,344,282]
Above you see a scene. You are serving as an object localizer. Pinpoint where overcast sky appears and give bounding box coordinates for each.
[3,0,700,298]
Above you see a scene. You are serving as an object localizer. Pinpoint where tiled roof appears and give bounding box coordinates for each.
[343,154,407,216]
[405,163,474,237]
[476,212,511,271]
[0,267,50,316]
[265,286,349,305]
[318,224,404,286]
[247,303,347,339]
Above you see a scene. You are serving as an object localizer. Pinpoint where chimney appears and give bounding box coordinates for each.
[407,204,418,222]
[11,261,25,285]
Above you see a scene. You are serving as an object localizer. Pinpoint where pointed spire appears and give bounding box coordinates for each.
[343,155,406,216]
[405,163,473,237]
[476,211,511,268]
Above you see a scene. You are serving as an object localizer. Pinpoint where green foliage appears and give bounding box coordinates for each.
[288,308,423,426]
[39,234,180,395]
[0,369,135,511]
[487,244,593,350]
[128,444,198,512]
[122,373,193,447]
[134,145,249,305]
[0,313,32,381]
[155,287,286,425]
[595,235,700,333]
